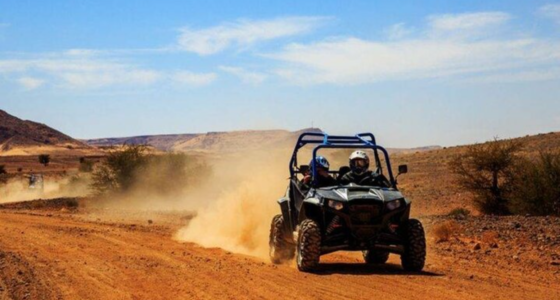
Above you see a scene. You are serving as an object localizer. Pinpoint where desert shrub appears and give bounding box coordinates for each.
[509,152,560,216]
[0,165,6,175]
[448,207,471,219]
[91,145,149,195]
[17,167,22,172]
[432,220,460,243]
[79,159,94,173]
[38,154,50,166]
[449,138,522,215]
[133,153,210,197]
[90,145,209,198]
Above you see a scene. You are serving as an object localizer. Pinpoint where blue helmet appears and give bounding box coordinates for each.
[310,156,330,171]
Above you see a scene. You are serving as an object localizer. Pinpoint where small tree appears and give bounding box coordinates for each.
[449,138,523,215]
[91,144,148,195]
[38,154,50,166]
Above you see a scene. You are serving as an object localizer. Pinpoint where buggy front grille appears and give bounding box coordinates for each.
[348,204,383,225]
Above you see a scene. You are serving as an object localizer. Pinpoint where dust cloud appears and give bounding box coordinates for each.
[0,175,90,204]
[174,148,290,259]
[172,146,357,259]
[0,144,337,260]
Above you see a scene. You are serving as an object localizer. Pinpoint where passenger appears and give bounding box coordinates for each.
[340,150,391,187]
[302,156,337,188]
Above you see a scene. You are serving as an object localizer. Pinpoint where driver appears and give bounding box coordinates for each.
[340,150,391,187]
[303,156,337,188]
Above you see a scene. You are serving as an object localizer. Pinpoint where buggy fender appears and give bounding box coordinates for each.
[277,197,294,239]
[298,198,323,225]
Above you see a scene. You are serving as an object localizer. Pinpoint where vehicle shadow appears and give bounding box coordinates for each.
[312,263,443,276]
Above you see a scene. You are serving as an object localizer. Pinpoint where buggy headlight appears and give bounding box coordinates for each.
[328,200,344,211]
[386,199,402,210]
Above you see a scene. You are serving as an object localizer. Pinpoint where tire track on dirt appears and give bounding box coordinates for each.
[0,211,559,300]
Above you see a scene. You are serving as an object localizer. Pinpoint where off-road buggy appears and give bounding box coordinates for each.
[269,132,426,272]
[28,174,44,190]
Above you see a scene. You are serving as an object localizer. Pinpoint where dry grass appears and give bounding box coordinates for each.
[432,220,461,243]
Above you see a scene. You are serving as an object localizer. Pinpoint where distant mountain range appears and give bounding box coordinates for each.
[0,110,96,156]
[0,109,442,156]
[84,129,442,154]
[84,128,325,153]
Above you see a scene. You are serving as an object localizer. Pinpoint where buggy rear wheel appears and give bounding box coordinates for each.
[363,250,390,264]
[296,219,321,272]
[401,218,426,272]
[269,215,295,264]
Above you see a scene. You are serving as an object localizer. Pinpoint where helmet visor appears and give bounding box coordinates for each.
[353,158,368,168]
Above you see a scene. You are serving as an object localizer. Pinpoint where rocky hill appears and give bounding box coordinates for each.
[85,129,442,154]
[84,134,199,151]
[0,110,96,156]
[85,128,325,153]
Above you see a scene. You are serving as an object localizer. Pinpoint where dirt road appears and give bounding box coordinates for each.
[1,210,559,300]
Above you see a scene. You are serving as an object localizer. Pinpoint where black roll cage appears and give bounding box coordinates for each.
[289,132,396,188]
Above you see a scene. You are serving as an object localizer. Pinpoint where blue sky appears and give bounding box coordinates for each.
[1,0,560,147]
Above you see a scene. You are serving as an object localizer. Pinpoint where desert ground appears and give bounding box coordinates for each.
[1,144,559,300]
[1,199,559,300]
[1,110,560,299]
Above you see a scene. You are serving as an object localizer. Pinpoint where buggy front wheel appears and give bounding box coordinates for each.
[296,219,321,272]
[401,219,426,272]
[269,215,295,264]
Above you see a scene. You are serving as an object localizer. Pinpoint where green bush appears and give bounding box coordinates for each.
[510,152,560,216]
[90,145,209,198]
[450,138,560,217]
[449,138,522,215]
[91,145,149,195]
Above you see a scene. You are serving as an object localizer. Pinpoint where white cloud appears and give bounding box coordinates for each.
[219,66,267,84]
[0,57,162,89]
[428,12,511,32]
[171,71,217,86]
[384,23,414,40]
[539,4,560,24]
[0,60,30,73]
[64,49,103,56]
[59,69,161,89]
[1,55,220,89]
[17,77,45,90]
[177,16,328,55]
[267,11,560,85]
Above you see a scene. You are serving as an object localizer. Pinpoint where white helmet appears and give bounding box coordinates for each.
[349,150,369,175]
